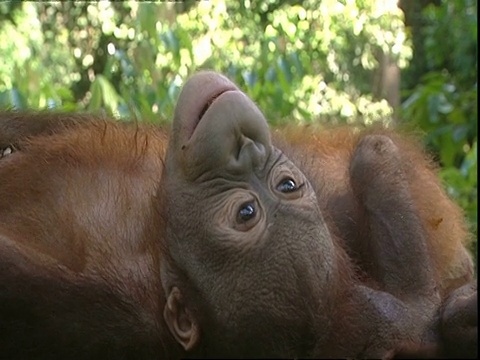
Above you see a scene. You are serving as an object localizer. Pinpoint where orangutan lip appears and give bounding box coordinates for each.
[190,88,237,139]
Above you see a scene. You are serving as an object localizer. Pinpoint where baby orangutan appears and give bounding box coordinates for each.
[0,72,476,359]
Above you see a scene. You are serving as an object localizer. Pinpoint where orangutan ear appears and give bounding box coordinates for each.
[163,286,199,351]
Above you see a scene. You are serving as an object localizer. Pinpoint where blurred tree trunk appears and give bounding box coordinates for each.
[398,0,442,91]
[373,50,401,117]
[373,0,443,122]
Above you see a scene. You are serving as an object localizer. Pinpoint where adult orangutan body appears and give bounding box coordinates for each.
[0,72,476,358]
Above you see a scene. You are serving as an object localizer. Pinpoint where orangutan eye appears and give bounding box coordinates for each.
[238,202,256,222]
[277,178,298,193]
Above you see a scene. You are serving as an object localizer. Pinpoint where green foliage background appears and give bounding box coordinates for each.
[0,0,477,254]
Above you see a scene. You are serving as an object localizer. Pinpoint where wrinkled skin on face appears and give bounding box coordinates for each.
[161,73,340,357]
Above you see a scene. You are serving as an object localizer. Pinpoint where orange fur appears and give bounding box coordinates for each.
[274,124,474,295]
[1,118,474,299]
[0,113,475,358]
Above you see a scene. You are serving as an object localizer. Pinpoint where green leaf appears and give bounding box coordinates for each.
[88,78,103,112]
